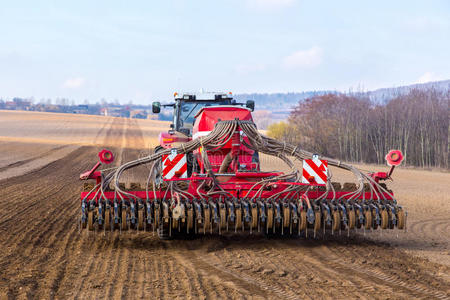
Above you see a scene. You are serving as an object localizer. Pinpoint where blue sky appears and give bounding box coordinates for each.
[0,0,449,104]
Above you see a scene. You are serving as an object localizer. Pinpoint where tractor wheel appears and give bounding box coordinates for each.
[332,210,341,232]
[380,210,388,229]
[348,209,356,229]
[364,210,372,230]
[299,211,307,231]
[313,211,321,232]
[137,209,144,230]
[397,209,406,229]
[87,210,94,231]
[121,209,128,231]
[104,207,111,231]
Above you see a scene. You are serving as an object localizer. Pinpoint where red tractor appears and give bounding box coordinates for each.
[151,93,256,178]
[80,92,406,239]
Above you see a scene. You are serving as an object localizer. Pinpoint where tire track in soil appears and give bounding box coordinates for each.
[0,118,111,224]
[56,118,131,300]
[1,116,450,299]
[198,237,358,299]
[408,218,450,242]
[0,118,112,252]
[256,241,400,298]
[224,244,361,299]
[169,241,254,299]
[183,235,449,300]
[320,241,450,299]
[0,144,69,172]
[0,118,119,299]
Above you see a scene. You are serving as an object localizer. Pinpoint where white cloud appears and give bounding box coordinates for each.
[246,0,296,10]
[282,46,323,70]
[63,77,85,89]
[416,72,444,84]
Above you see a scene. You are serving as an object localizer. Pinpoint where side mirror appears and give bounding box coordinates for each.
[152,102,161,113]
[246,100,255,111]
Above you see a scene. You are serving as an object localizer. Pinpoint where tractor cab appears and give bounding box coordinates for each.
[152,92,254,149]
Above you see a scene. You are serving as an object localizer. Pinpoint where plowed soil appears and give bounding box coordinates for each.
[0,111,449,299]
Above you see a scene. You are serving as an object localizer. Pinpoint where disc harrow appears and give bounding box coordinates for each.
[79,108,407,239]
[81,193,406,238]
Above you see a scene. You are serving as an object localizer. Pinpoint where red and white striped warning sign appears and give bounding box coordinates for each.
[302,156,328,184]
[162,151,188,180]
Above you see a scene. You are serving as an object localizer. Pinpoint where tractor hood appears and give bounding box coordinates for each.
[192,106,253,140]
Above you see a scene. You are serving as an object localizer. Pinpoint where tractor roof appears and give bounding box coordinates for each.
[174,92,233,101]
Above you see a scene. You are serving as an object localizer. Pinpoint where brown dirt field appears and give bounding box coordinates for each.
[0,111,449,299]
[261,154,450,268]
[0,110,166,181]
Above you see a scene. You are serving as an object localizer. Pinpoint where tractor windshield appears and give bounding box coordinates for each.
[178,100,230,130]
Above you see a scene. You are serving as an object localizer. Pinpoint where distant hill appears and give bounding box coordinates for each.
[234,91,334,112]
[233,91,335,127]
[236,79,449,128]
[366,79,450,103]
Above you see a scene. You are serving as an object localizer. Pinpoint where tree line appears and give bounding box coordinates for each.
[267,88,449,168]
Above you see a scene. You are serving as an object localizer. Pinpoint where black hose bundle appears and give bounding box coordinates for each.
[83,120,394,203]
